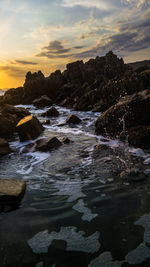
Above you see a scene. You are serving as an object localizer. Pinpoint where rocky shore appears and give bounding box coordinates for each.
[0,51,150,150]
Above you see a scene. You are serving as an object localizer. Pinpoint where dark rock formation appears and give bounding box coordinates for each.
[33,95,52,108]
[61,137,70,144]
[16,115,44,141]
[41,106,60,117]
[66,114,81,124]
[0,138,12,157]
[35,137,62,152]
[95,90,150,147]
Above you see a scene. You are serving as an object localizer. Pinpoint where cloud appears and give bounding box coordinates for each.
[121,0,150,8]
[61,0,112,10]
[15,60,38,65]
[42,40,71,54]
[0,65,26,77]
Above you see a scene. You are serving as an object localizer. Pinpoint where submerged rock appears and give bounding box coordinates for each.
[16,115,44,141]
[0,138,12,157]
[41,106,60,117]
[66,114,81,124]
[35,137,62,152]
[0,179,26,201]
[120,168,147,182]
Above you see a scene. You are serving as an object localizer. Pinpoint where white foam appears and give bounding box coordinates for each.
[90,251,123,267]
[125,242,150,265]
[28,226,100,254]
[16,151,49,175]
[54,179,86,202]
[73,199,97,222]
[135,213,150,244]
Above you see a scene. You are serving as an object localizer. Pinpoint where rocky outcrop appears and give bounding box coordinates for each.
[66,114,81,124]
[0,104,30,139]
[16,115,44,141]
[0,139,12,157]
[35,137,62,152]
[95,90,150,147]
[0,179,26,201]
[41,106,60,117]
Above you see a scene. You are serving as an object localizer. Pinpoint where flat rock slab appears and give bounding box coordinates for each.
[0,179,26,200]
[16,115,44,141]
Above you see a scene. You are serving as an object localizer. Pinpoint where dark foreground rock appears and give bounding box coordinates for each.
[16,115,44,141]
[0,179,26,201]
[41,106,60,117]
[0,139,12,157]
[95,90,150,147]
[35,137,62,152]
[0,104,30,139]
[66,114,81,124]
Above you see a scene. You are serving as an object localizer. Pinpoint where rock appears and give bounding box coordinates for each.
[0,104,31,139]
[66,114,81,124]
[61,137,70,144]
[33,95,52,108]
[120,169,147,182]
[16,115,44,141]
[128,125,150,148]
[35,137,62,152]
[95,90,150,147]
[0,138,12,157]
[0,179,26,201]
[41,106,59,117]
[42,119,51,125]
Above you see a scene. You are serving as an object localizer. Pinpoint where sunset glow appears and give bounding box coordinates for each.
[0,0,150,89]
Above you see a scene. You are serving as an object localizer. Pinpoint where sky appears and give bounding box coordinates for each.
[0,0,150,89]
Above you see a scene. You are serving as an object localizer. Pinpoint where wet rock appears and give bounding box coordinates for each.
[33,95,52,108]
[0,179,26,201]
[0,104,30,139]
[35,137,62,152]
[41,106,59,117]
[128,125,150,148]
[16,115,44,141]
[61,137,70,144]
[22,143,35,153]
[42,119,51,125]
[95,90,150,147]
[0,138,12,157]
[66,114,81,124]
[120,168,147,182]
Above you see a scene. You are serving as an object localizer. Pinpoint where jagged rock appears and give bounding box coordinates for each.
[95,90,150,147]
[0,138,12,157]
[61,137,70,144]
[35,137,62,152]
[33,95,52,108]
[41,106,59,117]
[16,115,44,141]
[0,179,26,200]
[66,114,81,124]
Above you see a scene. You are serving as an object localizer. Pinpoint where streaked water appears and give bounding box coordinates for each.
[0,104,150,267]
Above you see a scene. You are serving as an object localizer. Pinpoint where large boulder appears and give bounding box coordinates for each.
[95,90,150,147]
[35,137,62,152]
[33,95,52,108]
[0,138,12,157]
[41,106,60,117]
[0,104,30,138]
[16,115,44,141]
[0,179,26,201]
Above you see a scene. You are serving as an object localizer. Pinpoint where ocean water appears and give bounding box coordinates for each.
[0,104,150,267]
